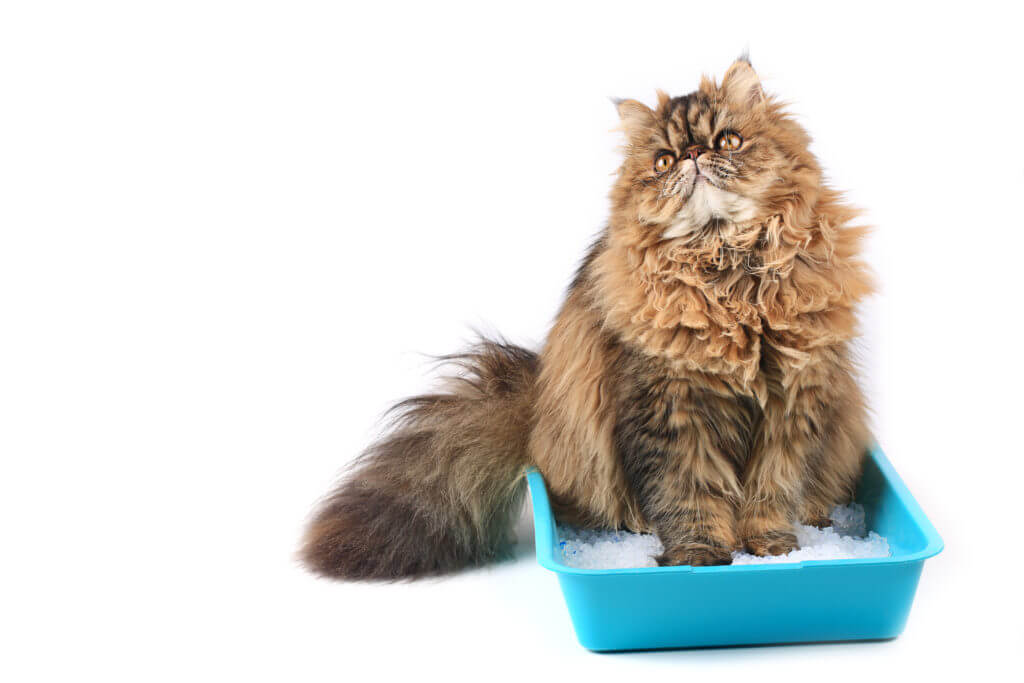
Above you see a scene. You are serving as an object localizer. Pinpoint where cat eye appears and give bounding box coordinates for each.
[653,152,676,173]
[716,131,743,151]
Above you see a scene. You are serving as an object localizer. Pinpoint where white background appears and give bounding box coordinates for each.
[2,1,1022,680]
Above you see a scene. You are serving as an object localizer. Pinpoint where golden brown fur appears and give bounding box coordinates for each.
[303,58,873,578]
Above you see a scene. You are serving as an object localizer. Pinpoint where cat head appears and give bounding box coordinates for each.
[612,58,822,241]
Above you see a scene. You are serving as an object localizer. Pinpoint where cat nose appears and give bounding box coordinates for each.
[685,145,707,161]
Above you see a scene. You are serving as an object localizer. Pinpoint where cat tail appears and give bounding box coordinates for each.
[300,339,538,580]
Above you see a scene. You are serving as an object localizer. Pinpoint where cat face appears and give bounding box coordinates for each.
[614,59,821,240]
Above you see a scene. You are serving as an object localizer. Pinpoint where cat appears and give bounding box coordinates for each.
[301,57,872,578]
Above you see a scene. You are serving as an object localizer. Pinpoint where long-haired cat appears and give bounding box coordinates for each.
[302,58,872,578]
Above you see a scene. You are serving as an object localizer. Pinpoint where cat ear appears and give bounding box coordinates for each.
[614,98,656,138]
[722,56,765,107]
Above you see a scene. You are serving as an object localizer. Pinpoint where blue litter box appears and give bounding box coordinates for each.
[526,445,942,651]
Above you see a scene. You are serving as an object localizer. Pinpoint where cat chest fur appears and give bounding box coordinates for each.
[591,220,867,403]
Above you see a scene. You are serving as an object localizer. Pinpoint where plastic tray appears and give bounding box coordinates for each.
[526,445,942,651]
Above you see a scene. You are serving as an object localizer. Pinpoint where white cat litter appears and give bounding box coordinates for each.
[556,527,666,570]
[557,503,889,569]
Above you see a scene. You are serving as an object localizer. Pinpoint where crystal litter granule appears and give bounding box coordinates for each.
[557,503,889,569]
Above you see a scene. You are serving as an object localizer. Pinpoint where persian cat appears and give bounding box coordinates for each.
[302,58,872,578]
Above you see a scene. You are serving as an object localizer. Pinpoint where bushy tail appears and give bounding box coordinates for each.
[301,340,538,580]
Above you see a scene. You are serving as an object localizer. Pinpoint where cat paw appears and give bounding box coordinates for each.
[743,531,798,557]
[657,544,733,567]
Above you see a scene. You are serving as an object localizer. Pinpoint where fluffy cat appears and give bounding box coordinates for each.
[302,58,872,578]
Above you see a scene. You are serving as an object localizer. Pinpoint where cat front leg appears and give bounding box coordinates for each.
[616,380,752,567]
[739,345,868,556]
[738,352,837,556]
[738,387,818,556]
